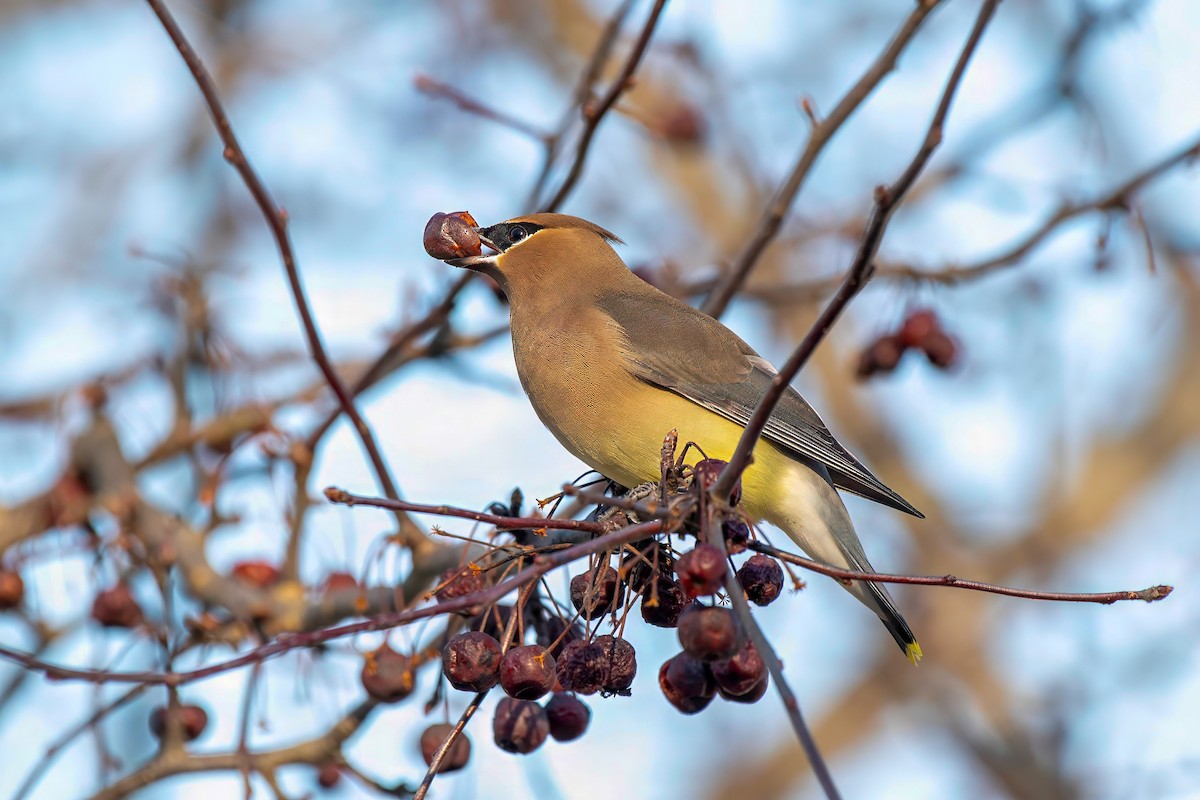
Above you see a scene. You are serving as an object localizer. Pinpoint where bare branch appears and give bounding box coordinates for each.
[701,0,942,319]
[540,0,670,211]
[711,0,1000,500]
[142,0,428,553]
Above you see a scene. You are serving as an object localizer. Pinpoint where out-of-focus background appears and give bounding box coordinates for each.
[2,0,1198,798]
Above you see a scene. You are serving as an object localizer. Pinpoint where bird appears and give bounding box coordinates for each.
[442,212,924,663]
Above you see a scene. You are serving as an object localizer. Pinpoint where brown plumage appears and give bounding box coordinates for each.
[441,213,923,663]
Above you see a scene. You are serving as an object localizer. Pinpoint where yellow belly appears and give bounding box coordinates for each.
[548,378,792,524]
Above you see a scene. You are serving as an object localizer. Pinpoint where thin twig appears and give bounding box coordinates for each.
[540,0,670,211]
[748,541,1172,604]
[711,0,1000,500]
[415,73,551,141]
[702,509,840,799]
[412,690,488,800]
[876,132,1200,284]
[525,0,636,209]
[701,1,942,319]
[143,0,427,552]
[0,520,664,686]
[325,486,606,534]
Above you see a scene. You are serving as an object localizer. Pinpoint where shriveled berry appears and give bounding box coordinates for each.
[569,566,621,616]
[91,584,143,629]
[676,543,727,598]
[658,652,715,715]
[361,643,415,702]
[922,330,959,369]
[595,634,637,694]
[640,576,686,628]
[544,693,590,742]
[500,644,556,701]
[231,560,279,588]
[0,570,24,610]
[555,639,607,695]
[424,211,482,261]
[899,308,940,349]
[719,673,769,704]
[678,604,742,661]
[692,458,741,505]
[419,722,472,773]
[436,566,486,615]
[711,639,766,697]
[149,704,208,741]
[857,335,905,379]
[319,571,358,595]
[316,763,341,789]
[657,103,706,144]
[493,697,549,754]
[737,554,784,606]
[443,631,502,692]
[722,518,751,554]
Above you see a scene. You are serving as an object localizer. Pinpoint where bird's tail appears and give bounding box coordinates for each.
[860,574,922,665]
[766,461,922,665]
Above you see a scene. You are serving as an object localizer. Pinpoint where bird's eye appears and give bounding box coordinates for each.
[508,225,527,244]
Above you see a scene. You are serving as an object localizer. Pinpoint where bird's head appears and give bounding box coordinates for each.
[446,213,625,302]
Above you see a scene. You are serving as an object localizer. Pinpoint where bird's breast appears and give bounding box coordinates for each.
[507,304,794,512]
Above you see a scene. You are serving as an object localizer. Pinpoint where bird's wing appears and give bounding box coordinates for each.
[596,288,923,518]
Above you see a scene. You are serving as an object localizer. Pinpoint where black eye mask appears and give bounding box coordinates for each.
[480,222,545,252]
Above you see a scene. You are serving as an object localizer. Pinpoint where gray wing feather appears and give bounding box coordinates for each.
[597,289,923,518]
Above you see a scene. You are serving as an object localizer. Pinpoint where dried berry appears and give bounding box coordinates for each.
[677,604,742,661]
[500,644,557,701]
[493,697,549,755]
[569,566,621,616]
[658,652,715,715]
[0,570,24,610]
[657,103,706,144]
[692,458,741,505]
[711,639,766,697]
[316,763,341,789]
[857,335,905,379]
[722,518,751,554]
[435,566,486,615]
[319,571,358,595]
[361,643,415,703]
[419,723,472,773]
[149,704,209,741]
[899,309,941,349]
[91,584,144,629]
[640,576,686,628]
[443,631,502,692]
[595,634,637,694]
[544,693,591,742]
[555,639,607,696]
[922,330,959,369]
[719,673,769,704]
[737,554,784,607]
[423,211,482,261]
[231,560,280,588]
[676,543,727,598]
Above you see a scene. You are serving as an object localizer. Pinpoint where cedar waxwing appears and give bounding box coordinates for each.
[443,213,923,663]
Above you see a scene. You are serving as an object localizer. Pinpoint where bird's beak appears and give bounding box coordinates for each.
[446,229,500,270]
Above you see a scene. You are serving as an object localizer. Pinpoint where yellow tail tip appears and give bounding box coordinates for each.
[905,642,923,666]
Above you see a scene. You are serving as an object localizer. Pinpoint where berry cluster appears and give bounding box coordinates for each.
[398,457,788,771]
[857,308,959,378]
